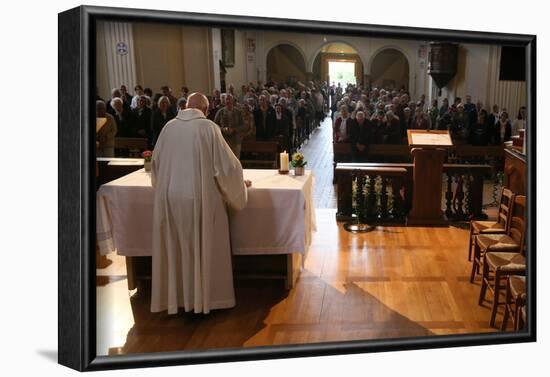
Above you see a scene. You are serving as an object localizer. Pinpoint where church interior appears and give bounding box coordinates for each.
[94,20,529,356]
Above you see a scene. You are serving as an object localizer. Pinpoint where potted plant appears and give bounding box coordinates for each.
[142,150,152,172]
[291,152,307,176]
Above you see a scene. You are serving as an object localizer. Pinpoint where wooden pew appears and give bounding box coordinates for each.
[114,137,148,157]
[240,140,281,169]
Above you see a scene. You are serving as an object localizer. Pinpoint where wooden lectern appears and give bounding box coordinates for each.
[407,130,453,225]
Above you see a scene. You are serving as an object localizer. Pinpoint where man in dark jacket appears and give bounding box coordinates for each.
[349,111,373,162]
[132,95,153,147]
[253,94,276,141]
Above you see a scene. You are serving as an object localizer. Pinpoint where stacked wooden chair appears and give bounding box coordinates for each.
[472,194,526,328]
[501,275,526,331]
[467,188,514,262]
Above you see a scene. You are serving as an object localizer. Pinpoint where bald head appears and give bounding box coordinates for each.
[186,92,210,116]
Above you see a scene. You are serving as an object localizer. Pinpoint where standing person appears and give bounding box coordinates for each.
[348,111,372,162]
[130,85,145,109]
[109,97,134,137]
[119,85,132,107]
[385,111,402,144]
[412,108,429,130]
[512,106,527,136]
[273,102,293,154]
[488,104,500,129]
[132,95,153,146]
[160,85,178,110]
[439,98,450,116]
[470,109,490,146]
[214,94,247,158]
[208,89,222,121]
[333,105,351,143]
[451,103,470,144]
[96,100,117,157]
[491,111,512,145]
[463,95,478,127]
[253,94,276,141]
[151,96,176,147]
[428,99,439,129]
[150,92,251,315]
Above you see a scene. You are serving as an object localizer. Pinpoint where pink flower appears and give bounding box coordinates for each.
[142,150,152,158]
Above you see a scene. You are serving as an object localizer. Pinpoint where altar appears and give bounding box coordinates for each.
[96,169,316,289]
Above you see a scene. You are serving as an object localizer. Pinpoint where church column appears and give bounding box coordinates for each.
[255,32,266,84]
[210,28,222,91]
[97,21,137,95]
[244,32,257,84]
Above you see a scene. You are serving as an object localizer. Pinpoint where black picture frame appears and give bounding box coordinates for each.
[58,5,537,372]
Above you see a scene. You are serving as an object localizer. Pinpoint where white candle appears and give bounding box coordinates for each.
[280,151,289,171]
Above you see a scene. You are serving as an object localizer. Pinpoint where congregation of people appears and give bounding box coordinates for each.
[96,80,526,163]
[330,83,527,162]
[96,81,329,158]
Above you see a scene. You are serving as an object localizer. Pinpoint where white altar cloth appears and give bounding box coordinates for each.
[96,169,316,257]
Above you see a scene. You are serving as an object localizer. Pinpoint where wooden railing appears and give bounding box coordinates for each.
[335,162,492,223]
[333,143,503,182]
[336,165,407,223]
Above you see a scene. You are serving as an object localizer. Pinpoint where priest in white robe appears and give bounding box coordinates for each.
[150,92,250,315]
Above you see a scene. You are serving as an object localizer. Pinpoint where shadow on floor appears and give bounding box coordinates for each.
[106,276,433,356]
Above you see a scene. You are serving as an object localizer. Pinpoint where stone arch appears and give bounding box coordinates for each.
[367,46,412,91]
[265,42,307,84]
[308,40,365,85]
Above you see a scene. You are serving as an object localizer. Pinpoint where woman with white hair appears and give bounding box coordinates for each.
[151,95,176,147]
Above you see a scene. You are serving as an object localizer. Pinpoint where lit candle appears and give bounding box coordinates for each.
[280,151,289,172]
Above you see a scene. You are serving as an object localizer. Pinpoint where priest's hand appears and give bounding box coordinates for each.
[244,180,252,188]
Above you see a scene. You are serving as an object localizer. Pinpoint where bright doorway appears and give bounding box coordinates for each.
[328,60,356,86]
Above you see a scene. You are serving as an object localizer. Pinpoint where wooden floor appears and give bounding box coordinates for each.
[97,209,508,356]
[96,116,506,356]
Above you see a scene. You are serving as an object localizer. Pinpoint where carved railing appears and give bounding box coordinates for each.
[335,162,492,223]
[336,165,407,223]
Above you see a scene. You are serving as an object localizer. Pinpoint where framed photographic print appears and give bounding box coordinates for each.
[58,5,536,372]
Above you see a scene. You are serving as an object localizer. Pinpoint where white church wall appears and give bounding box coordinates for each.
[437,44,526,114]
[132,22,185,97]
[181,26,212,94]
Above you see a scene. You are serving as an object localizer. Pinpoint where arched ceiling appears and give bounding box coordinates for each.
[319,42,358,54]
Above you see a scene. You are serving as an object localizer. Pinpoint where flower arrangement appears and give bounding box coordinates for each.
[290,152,307,168]
[142,150,152,162]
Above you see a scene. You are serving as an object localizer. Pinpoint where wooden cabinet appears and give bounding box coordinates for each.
[504,147,526,196]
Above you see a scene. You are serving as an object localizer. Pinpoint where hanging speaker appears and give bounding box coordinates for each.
[427,42,459,95]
